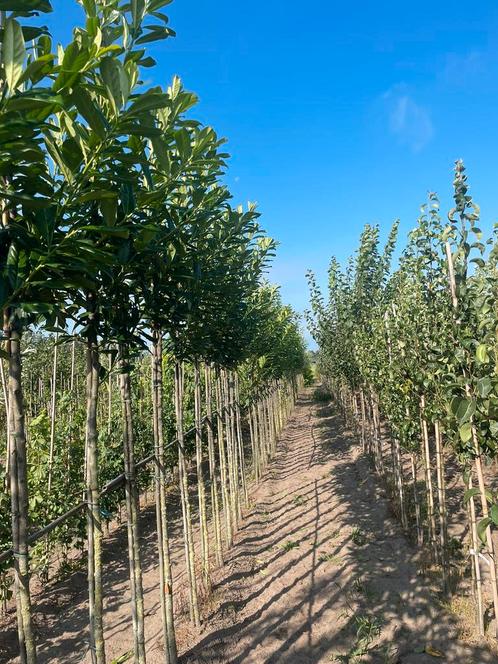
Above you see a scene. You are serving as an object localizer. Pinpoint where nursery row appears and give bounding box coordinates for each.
[0,1,310,662]
[307,161,498,641]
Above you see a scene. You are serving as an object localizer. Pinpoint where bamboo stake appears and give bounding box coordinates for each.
[85,322,105,664]
[1,356,10,486]
[174,362,200,627]
[7,322,37,664]
[468,473,485,636]
[194,361,210,591]
[119,348,146,663]
[152,331,177,664]
[234,373,248,507]
[410,452,423,547]
[434,420,449,592]
[420,395,438,562]
[205,364,222,566]
[215,368,232,548]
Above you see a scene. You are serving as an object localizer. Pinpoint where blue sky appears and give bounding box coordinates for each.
[46,1,498,341]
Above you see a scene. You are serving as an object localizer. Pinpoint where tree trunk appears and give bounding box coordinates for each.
[467,472,484,636]
[194,360,210,591]
[434,421,449,593]
[85,321,105,664]
[234,373,248,508]
[174,362,200,626]
[215,368,232,548]
[420,395,437,562]
[7,319,37,664]
[205,364,222,566]
[410,453,423,547]
[118,346,146,663]
[1,355,10,489]
[152,330,177,664]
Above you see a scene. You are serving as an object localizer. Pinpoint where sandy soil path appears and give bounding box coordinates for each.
[183,391,496,663]
[2,389,497,663]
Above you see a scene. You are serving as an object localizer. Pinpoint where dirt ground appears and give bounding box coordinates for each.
[2,389,497,663]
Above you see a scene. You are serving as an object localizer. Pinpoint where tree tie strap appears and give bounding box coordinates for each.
[469,548,492,567]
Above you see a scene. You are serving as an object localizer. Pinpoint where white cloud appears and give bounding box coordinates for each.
[441,51,484,86]
[383,85,434,152]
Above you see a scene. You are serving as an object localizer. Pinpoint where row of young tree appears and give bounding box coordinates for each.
[0,1,309,662]
[307,161,498,641]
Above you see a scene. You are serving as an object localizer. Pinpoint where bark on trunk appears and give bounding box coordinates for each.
[85,319,105,664]
[174,362,200,626]
[152,330,177,663]
[7,320,37,664]
[119,346,146,663]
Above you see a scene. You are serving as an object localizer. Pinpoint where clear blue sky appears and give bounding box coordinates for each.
[46,1,498,340]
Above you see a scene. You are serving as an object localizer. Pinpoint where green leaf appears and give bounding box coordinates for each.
[131,0,145,31]
[490,504,498,526]
[3,18,26,92]
[100,198,117,227]
[18,53,54,85]
[450,396,476,424]
[70,89,107,139]
[100,57,128,113]
[135,26,175,45]
[77,190,118,203]
[80,0,96,17]
[126,91,169,115]
[175,127,191,161]
[0,0,52,10]
[476,343,489,363]
[83,225,129,238]
[463,487,481,504]
[458,422,472,443]
[477,376,492,398]
[477,516,492,544]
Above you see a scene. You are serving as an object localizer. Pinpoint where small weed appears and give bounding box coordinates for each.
[293,494,305,506]
[281,540,299,552]
[111,652,133,664]
[381,643,400,664]
[351,527,367,546]
[319,551,342,565]
[351,577,378,602]
[352,577,366,594]
[333,614,382,663]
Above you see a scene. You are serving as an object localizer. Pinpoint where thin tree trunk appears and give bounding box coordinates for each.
[410,453,423,547]
[215,368,232,548]
[467,472,485,636]
[194,360,210,591]
[119,346,146,663]
[234,373,248,508]
[223,370,238,532]
[434,420,449,593]
[249,403,259,483]
[152,328,178,664]
[420,395,437,562]
[44,333,59,582]
[7,320,37,664]
[205,364,222,566]
[152,330,177,664]
[1,355,10,487]
[394,437,408,531]
[470,426,498,637]
[360,389,366,453]
[85,319,105,664]
[174,362,200,626]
